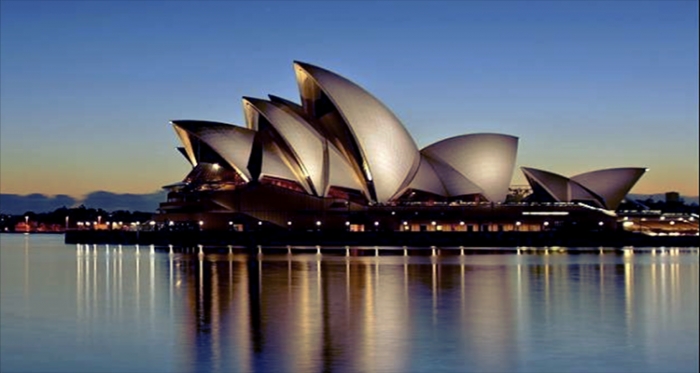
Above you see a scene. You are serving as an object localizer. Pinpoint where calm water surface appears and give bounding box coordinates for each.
[1,234,698,373]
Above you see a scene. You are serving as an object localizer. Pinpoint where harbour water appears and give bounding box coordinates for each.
[1,234,698,373]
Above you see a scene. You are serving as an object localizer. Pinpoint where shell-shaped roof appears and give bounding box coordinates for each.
[521,167,604,206]
[243,97,327,196]
[294,61,420,203]
[521,167,571,202]
[171,120,256,182]
[327,145,368,196]
[571,168,647,210]
[405,155,448,196]
[422,133,518,202]
[173,126,198,166]
[260,140,298,183]
[425,156,484,197]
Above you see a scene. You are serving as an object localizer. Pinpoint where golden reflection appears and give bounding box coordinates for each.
[118,247,123,320]
[76,244,82,320]
[92,245,97,314]
[358,260,373,371]
[150,247,155,326]
[84,244,90,319]
[106,245,111,318]
[432,261,438,325]
[152,250,700,373]
[599,261,605,310]
[544,256,550,314]
[405,261,410,309]
[210,262,221,372]
[23,235,29,299]
[135,249,140,322]
[169,250,174,322]
[624,259,634,330]
[461,261,466,319]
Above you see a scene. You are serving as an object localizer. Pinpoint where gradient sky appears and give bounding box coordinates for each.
[1,0,698,199]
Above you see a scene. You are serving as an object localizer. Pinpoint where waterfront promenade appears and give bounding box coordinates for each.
[64,230,699,251]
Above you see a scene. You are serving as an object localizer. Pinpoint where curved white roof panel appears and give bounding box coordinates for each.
[521,167,603,206]
[521,167,571,202]
[422,134,518,202]
[173,126,198,166]
[327,145,368,196]
[171,120,256,182]
[244,97,327,196]
[405,155,447,196]
[260,140,298,184]
[294,61,420,203]
[425,156,484,197]
[571,168,647,210]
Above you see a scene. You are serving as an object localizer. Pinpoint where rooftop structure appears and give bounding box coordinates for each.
[158,61,647,232]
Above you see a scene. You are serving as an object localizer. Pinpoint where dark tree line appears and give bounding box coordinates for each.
[0,205,153,231]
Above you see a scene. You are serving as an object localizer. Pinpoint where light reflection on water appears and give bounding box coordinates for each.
[0,234,698,373]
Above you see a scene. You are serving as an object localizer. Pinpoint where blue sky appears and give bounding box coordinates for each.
[1,0,698,197]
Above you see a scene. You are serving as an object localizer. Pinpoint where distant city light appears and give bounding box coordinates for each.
[523,211,569,216]
[316,221,322,226]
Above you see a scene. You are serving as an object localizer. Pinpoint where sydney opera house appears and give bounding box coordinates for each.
[156,61,646,233]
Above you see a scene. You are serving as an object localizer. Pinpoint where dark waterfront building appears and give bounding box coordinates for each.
[155,61,647,233]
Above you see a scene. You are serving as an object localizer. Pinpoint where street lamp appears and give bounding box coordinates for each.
[24,216,29,233]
